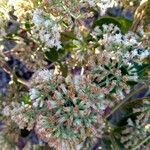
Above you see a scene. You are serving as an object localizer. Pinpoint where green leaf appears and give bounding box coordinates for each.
[134,63,150,77]
[61,31,76,43]
[93,16,122,29]
[117,17,133,33]
[45,48,59,62]
[123,98,150,110]
[24,21,31,31]
[60,31,77,51]
[105,84,148,120]
[22,94,30,104]
[53,129,61,137]
[93,16,132,33]
[146,0,150,15]
[59,63,68,77]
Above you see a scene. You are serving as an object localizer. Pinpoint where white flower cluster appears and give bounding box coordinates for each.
[11,113,34,130]
[32,9,45,26]
[32,69,54,83]
[29,69,54,107]
[29,88,44,108]
[91,24,139,50]
[2,102,34,130]
[29,88,40,100]
[32,9,62,50]
[83,0,118,15]
[8,0,23,6]
[2,102,24,116]
[120,36,149,64]
[131,49,150,61]
[90,23,149,83]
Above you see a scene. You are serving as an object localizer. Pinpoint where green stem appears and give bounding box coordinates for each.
[61,32,78,41]
[104,84,148,120]
[123,97,150,109]
[131,135,150,150]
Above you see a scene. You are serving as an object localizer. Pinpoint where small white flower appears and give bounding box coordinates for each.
[102,24,108,31]
[73,75,82,90]
[32,97,42,108]
[128,75,138,81]
[127,118,134,126]
[114,33,123,44]
[131,49,138,56]
[60,84,67,94]
[32,9,44,26]
[117,89,125,100]
[32,101,39,107]
[124,32,138,45]
[124,52,130,58]
[44,20,52,28]
[8,0,23,6]
[32,9,61,49]
[36,69,54,82]
[29,88,40,100]
[127,62,132,67]
[140,50,149,60]
[2,106,10,116]
[83,0,116,15]
[47,100,57,109]
[114,26,120,32]
[86,0,96,6]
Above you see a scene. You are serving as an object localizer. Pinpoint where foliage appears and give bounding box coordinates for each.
[0,0,150,150]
